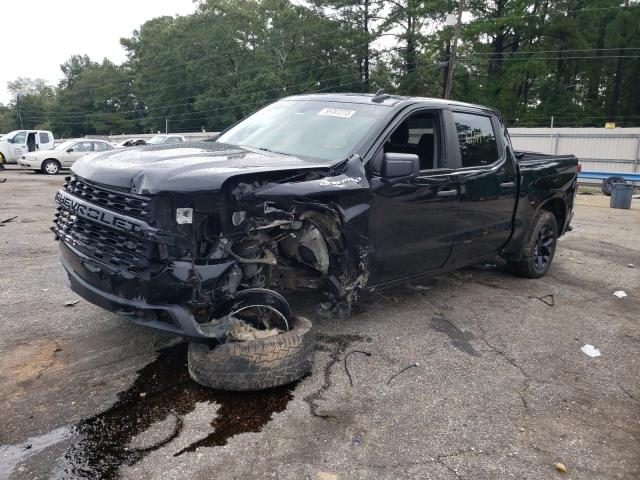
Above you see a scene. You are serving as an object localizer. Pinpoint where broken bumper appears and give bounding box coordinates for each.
[59,241,222,340]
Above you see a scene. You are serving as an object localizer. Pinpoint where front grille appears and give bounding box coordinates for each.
[53,208,154,271]
[63,175,152,222]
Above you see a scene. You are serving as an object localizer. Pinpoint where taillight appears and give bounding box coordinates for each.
[577,164,582,173]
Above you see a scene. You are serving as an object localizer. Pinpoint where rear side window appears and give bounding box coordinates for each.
[94,142,111,151]
[39,132,50,144]
[453,112,498,168]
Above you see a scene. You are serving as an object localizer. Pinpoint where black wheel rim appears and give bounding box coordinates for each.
[532,223,555,272]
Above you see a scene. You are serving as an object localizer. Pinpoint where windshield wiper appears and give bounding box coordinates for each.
[257,147,287,155]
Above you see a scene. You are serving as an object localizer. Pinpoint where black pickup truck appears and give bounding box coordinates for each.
[52,93,578,390]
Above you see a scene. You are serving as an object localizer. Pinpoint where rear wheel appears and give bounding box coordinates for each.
[602,176,626,196]
[188,316,314,391]
[507,210,558,279]
[42,159,60,175]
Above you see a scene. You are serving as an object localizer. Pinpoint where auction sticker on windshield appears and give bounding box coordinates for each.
[318,108,356,118]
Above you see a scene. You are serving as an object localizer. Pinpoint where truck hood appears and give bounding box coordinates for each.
[71,142,336,194]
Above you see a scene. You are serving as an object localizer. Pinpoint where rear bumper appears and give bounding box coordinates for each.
[59,241,221,340]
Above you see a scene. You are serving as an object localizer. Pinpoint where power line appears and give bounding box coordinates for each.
[27,63,441,129]
[468,4,639,24]
[458,54,640,61]
[23,47,403,121]
[464,47,640,56]
[59,13,370,96]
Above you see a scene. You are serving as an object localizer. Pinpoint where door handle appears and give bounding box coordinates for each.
[500,181,515,189]
[437,189,458,197]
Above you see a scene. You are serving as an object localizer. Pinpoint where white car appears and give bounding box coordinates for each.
[146,134,185,145]
[19,139,114,175]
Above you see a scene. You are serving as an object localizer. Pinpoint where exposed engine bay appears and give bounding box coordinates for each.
[184,176,370,340]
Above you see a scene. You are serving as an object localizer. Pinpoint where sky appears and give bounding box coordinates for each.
[1,0,197,105]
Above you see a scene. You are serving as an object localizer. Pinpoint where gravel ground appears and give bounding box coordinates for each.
[0,166,638,480]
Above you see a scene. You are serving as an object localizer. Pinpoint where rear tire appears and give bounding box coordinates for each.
[602,176,625,196]
[507,210,558,279]
[188,316,314,391]
[42,159,60,175]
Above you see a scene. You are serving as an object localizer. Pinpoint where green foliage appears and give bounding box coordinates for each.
[3,0,639,135]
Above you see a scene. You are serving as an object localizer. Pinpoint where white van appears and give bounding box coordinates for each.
[0,130,55,164]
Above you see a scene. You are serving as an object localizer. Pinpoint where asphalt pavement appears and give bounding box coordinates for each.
[1,166,638,480]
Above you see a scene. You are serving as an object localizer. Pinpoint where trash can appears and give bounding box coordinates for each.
[610,183,633,209]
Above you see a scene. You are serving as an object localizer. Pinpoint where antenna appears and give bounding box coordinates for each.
[371,89,390,103]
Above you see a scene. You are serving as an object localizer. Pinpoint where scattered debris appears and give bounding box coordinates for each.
[613,290,627,298]
[351,433,363,446]
[578,191,593,195]
[554,462,567,473]
[581,344,601,357]
[387,363,419,385]
[343,350,372,386]
[64,300,80,307]
[0,178,7,183]
[518,427,525,432]
[528,294,555,307]
[316,472,338,480]
[408,284,431,292]
[139,392,146,398]
[477,263,497,270]
[225,316,282,341]
[628,263,635,268]
[0,215,17,226]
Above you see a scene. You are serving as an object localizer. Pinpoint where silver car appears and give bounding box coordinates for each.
[19,139,114,175]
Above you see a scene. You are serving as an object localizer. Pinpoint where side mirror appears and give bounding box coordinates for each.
[380,152,420,183]
[66,148,74,153]
[6,137,13,144]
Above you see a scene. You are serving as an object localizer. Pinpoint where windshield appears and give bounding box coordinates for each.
[3,130,24,142]
[217,100,389,162]
[146,135,167,145]
[54,141,76,150]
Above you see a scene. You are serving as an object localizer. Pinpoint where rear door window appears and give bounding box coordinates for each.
[93,142,111,151]
[39,132,50,144]
[452,112,499,168]
[72,141,93,152]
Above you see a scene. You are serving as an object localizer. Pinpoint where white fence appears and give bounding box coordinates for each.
[509,127,640,175]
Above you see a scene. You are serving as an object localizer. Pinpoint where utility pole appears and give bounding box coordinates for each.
[16,93,23,128]
[444,0,464,100]
[165,116,169,134]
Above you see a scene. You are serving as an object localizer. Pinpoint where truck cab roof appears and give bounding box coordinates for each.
[286,93,499,115]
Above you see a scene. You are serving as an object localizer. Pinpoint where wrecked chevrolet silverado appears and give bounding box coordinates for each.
[52,93,578,391]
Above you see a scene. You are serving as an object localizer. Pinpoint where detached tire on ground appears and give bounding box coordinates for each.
[188,316,314,391]
[602,176,626,196]
[507,210,558,279]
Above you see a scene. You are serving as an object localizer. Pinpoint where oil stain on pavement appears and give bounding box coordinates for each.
[2,343,296,479]
[431,316,479,356]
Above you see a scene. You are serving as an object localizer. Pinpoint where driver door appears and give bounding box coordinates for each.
[11,131,28,160]
[367,108,459,285]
